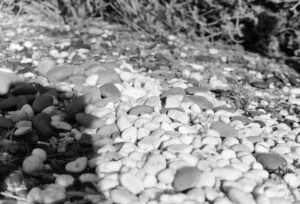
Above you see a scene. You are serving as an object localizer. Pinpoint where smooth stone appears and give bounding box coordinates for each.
[251,81,269,89]
[122,87,147,99]
[173,166,202,191]
[183,95,214,109]
[165,95,184,108]
[47,65,82,81]
[65,157,88,173]
[185,86,209,94]
[120,172,144,194]
[161,87,185,98]
[121,127,137,143]
[36,58,56,76]
[75,113,105,129]
[231,115,252,124]
[138,136,161,151]
[128,105,154,115]
[96,161,123,173]
[97,178,119,191]
[0,71,23,95]
[269,197,292,204]
[93,96,119,107]
[68,75,86,84]
[85,74,99,86]
[255,153,287,172]
[167,110,189,124]
[166,144,192,153]
[143,153,167,175]
[100,83,121,97]
[110,188,138,204]
[210,121,238,137]
[97,124,120,137]
[32,94,54,113]
[213,167,242,181]
[96,70,120,84]
[0,116,14,128]
[227,187,256,204]
[11,83,38,95]
[157,168,176,184]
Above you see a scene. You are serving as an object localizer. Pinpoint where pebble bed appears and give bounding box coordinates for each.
[1,18,300,204]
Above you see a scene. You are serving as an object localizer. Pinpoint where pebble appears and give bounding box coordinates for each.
[96,160,123,173]
[184,95,214,109]
[138,136,161,151]
[0,116,14,128]
[117,116,132,131]
[65,157,87,173]
[85,74,99,86]
[185,86,209,94]
[143,153,167,175]
[213,167,242,181]
[122,87,147,99]
[167,109,189,124]
[120,172,144,194]
[121,127,137,143]
[157,168,176,184]
[110,188,138,204]
[128,105,154,115]
[75,113,105,129]
[173,167,202,191]
[161,87,185,98]
[97,70,120,84]
[210,121,238,137]
[255,153,287,172]
[227,187,256,204]
[100,83,121,97]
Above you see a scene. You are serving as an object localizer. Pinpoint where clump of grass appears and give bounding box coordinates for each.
[1,0,300,67]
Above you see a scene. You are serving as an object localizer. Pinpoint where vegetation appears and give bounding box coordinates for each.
[1,0,300,68]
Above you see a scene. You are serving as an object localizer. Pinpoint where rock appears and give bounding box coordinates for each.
[0,71,23,95]
[210,121,238,137]
[55,174,75,187]
[0,116,14,128]
[97,124,120,137]
[96,161,123,173]
[122,87,147,99]
[185,86,209,94]
[11,83,38,95]
[47,64,81,81]
[32,94,54,113]
[184,95,214,109]
[117,116,132,131]
[97,70,120,84]
[231,115,252,124]
[255,153,287,172]
[213,167,242,181]
[138,136,161,151]
[128,105,154,115]
[157,168,176,184]
[251,81,269,89]
[43,184,66,204]
[167,109,189,124]
[36,58,56,76]
[143,153,167,175]
[165,95,184,108]
[22,155,44,174]
[75,113,105,129]
[110,188,138,204]
[121,127,137,143]
[68,75,86,84]
[173,166,202,191]
[65,157,88,173]
[120,172,144,194]
[227,187,256,204]
[161,87,185,98]
[85,74,99,86]
[100,83,120,97]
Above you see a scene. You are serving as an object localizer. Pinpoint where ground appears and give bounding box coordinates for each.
[1,12,300,204]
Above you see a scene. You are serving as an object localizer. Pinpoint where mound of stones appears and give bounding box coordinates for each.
[1,57,300,204]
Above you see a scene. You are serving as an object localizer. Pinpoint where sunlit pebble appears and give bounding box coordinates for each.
[23,41,33,48]
[9,43,23,51]
[20,58,32,64]
[221,56,227,63]
[78,48,90,54]
[180,52,187,58]
[209,48,219,55]
[189,63,204,71]
[112,52,119,56]
[57,58,65,64]
[23,72,36,78]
